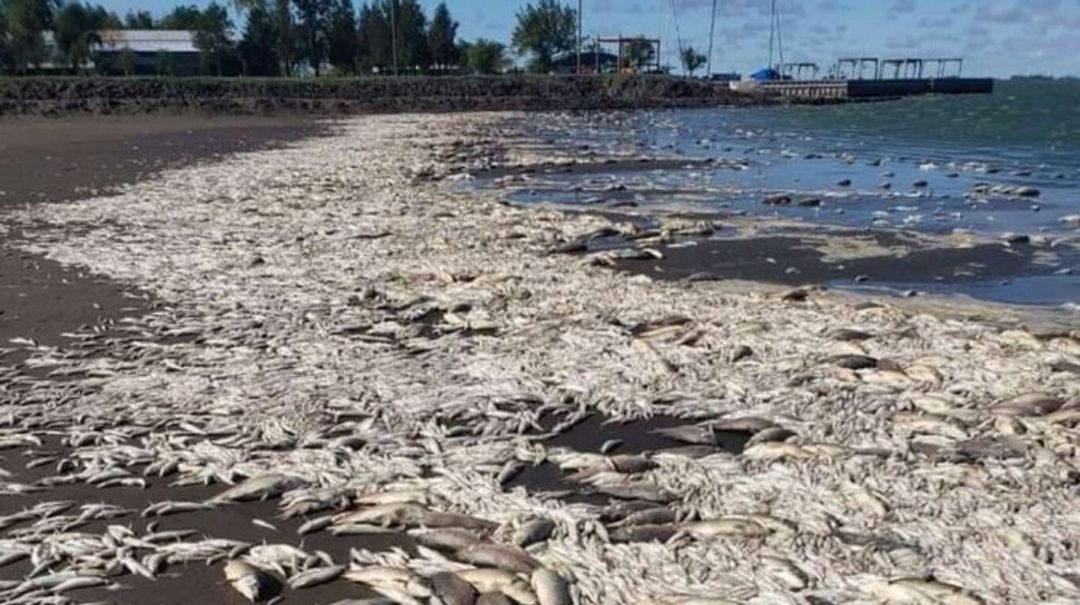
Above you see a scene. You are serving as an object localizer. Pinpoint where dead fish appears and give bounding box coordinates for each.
[566,455,657,481]
[355,490,428,506]
[343,566,431,600]
[826,354,878,370]
[830,328,873,341]
[288,564,345,589]
[531,568,572,605]
[477,593,515,605]
[224,560,279,602]
[761,555,810,591]
[957,437,1025,460]
[513,517,555,548]
[600,500,665,522]
[652,425,716,445]
[456,543,539,573]
[609,524,678,543]
[681,518,771,539]
[746,427,797,447]
[600,439,623,454]
[657,445,718,458]
[456,569,537,604]
[591,482,674,503]
[863,577,984,604]
[990,392,1063,416]
[431,571,478,605]
[209,474,302,504]
[409,527,483,551]
[731,345,754,363]
[51,575,110,593]
[497,461,526,486]
[707,416,777,433]
[297,515,334,536]
[611,507,676,527]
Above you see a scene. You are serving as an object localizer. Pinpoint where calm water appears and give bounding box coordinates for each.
[495,80,1080,307]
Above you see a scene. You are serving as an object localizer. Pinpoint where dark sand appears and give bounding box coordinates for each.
[0,114,328,207]
[616,232,1040,288]
[506,414,749,505]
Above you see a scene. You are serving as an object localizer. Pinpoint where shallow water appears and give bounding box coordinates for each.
[488,80,1080,307]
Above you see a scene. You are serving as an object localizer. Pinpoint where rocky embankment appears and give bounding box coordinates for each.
[0,75,766,116]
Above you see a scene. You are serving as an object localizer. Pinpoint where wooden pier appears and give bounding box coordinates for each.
[751,77,994,100]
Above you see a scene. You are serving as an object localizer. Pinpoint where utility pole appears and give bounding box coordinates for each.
[390,0,399,76]
[706,0,718,78]
[577,0,583,75]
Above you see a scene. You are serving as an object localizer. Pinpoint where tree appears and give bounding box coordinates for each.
[191,2,234,75]
[680,46,706,77]
[54,2,110,72]
[293,0,330,75]
[388,0,428,71]
[325,0,355,73]
[159,4,204,29]
[3,0,54,72]
[238,2,279,75]
[124,9,154,29]
[621,36,654,72]
[427,1,456,70]
[357,1,388,71]
[117,45,135,74]
[0,2,12,74]
[511,0,575,74]
[460,38,504,75]
[273,0,295,76]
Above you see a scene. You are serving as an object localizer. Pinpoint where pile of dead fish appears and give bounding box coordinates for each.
[1,112,1079,605]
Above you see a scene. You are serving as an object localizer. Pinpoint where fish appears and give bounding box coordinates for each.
[209,474,303,504]
[990,392,1063,416]
[531,568,572,605]
[609,524,679,543]
[456,543,539,573]
[681,518,771,539]
[513,517,556,548]
[288,564,345,589]
[409,527,485,551]
[431,571,479,605]
[224,560,279,602]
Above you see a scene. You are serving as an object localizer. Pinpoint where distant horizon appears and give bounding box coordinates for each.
[92,0,1079,78]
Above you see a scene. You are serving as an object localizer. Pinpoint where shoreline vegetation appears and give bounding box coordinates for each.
[0,74,769,116]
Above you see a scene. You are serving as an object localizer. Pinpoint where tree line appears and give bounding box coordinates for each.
[0,0,509,76]
[1,0,712,77]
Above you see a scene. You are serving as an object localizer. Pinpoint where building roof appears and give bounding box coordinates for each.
[96,30,199,54]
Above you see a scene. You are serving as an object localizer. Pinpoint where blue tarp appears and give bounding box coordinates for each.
[751,68,781,82]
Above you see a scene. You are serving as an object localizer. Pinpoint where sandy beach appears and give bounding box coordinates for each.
[2,111,1079,605]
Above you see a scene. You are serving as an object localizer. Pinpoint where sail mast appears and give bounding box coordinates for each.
[706,0,718,77]
[768,0,775,71]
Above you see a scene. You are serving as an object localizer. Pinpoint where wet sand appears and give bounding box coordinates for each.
[616,232,1039,287]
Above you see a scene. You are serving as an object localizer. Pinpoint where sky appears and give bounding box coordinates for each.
[95,0,1080,77]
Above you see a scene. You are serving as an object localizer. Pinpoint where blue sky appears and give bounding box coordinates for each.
[97,0,1079,77]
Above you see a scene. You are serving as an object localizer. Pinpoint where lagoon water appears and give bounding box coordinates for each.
[499,79,1080,307]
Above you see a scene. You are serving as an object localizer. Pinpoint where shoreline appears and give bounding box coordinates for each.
[1,111,1078,604]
